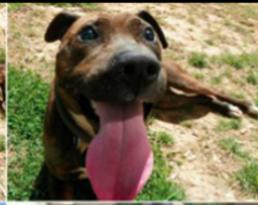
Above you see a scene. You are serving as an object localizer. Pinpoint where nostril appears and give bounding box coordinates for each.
[147,64,158,76]
[123,63,135,76]
[144,63,160,82]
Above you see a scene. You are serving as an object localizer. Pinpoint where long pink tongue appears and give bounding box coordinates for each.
[86,101,153,200]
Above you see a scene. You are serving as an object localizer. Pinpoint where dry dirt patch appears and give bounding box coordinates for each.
[0,4,6,49]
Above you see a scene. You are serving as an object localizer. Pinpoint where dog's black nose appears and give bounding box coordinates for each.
[116,53,160,85]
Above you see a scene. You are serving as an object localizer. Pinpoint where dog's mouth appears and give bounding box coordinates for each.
[86,101,153,200]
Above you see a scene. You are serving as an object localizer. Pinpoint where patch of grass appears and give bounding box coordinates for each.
[8,3,26,11]
[256,92,258,106]
[219,53,245,69]
[0,49,5,64]
[242,6,258,20]
[236,162,258,195]
[214,52,258,70]
[40,3,97,9]
[146,114,155,126]
[219,136,258,195]
[230,92,246,100]
[224,18,233,27]
[9,3,98,11]
[223,4,258,21]
[246,70,258,85]
[0,135,4,152]
[138,131,185,200]
[8,66,50,200]
[180,121,194,129]
[193,72,205,80]
[150,131,174,146]
[240,52,258,68]
[219,137,250,160]
[205,39,214,46]
[188,52,208,68]
[221,67,233,79]
[215,118,242,132]
[210,75,223,85]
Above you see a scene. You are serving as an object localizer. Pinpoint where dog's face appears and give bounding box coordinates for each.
[45,11,168,103]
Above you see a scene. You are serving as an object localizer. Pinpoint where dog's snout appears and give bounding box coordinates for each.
[116,53,160,85]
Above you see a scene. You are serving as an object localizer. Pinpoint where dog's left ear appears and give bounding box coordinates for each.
[137,10,168,49]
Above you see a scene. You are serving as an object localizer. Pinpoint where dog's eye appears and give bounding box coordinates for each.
[79,26,99,41]
[143,27,155,41]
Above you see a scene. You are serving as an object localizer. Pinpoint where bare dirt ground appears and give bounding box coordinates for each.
[8,3,258,202]
[0,3,6,201]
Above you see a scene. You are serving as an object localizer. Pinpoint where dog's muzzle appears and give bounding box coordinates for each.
[79,49,162,103]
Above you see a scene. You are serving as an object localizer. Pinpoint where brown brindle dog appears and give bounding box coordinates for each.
[31,10,258,200]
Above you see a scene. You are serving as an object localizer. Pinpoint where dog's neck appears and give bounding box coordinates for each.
[55,83,97,144]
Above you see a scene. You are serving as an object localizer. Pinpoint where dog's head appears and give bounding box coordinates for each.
[45,11,168,103]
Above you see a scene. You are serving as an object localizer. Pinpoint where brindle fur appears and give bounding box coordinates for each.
[31,11,258,200]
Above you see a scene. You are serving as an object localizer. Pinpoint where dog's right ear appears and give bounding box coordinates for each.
[138,10,168,49]
[45,12,79,42]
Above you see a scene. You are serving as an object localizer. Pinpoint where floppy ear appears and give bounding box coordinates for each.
[45,12,79,42]
[138,10,168,49]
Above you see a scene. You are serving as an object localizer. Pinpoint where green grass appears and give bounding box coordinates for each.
[219,137,250,161]
[0,49,5,64]
[8,66,50,200]
[8,3,26,11]
[236,162,258,195]
[215,118,242,132]
[246,70,258,85]
[180,121,194,129]
[256,92,258,106]
[188,52,208,68]
[193,72,205,80]
[0,135,4,152]
[137,131,185,200]
[150,131,174,146]
[219,53,245,69]
[242,6,258,20]
[45,3,97,9]
[8,67,185,200]
[205,39,214,46]
[210,75,223,85]
[8,3,98,11]
[230,92,246,100]
[218,136,258,195]
[213,52,258,70]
